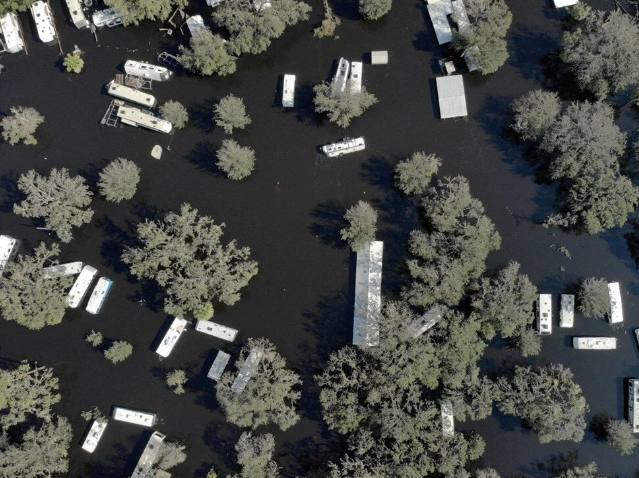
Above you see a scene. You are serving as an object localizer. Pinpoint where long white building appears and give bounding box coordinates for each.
[195,320,238,342]
[608,282,623,324]
[112,406,157,427]
[43,261,83,278]
[131,431,166,478]
[572,337,617,350]
[0,13,25,53]
[81,419,107,453]
[441,400,454,437]
[67,265,98,308]
[0,235,17,273]
[156,317,189,358]
[353,241,383,347]
[231,349,263,393]
[86,277,113,314]
[630,379,639,433]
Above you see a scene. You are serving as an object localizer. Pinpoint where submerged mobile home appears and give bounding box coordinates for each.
[86,277,113,314]
[92,7,125,27]
[350,61,362,93]
[207,351,231,381]
[131,431,166,478]
[67,265,97,308]
[331,58,350,95]
[43,261,83,278]
[436,75,467,119]
[353,241,383,347]
[630,379,639,433]
[572,337,617,350]
[231,348,263,393]
[107,81,157,108]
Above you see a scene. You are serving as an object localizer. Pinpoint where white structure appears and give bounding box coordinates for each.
[408,305,443,338]
[427,0,453,45]
[0,13,25,53]
[370,50,388,65]
[107,81,157,108]
[112,407,157,427]
[185,15,206,36]
[67,265,98,308]
[630,379,639,433]
[559,294,574,328]
[441,400,454,437]
[131,431,166,478]
[349,61,362,93]
[231,349,263,393]
[0,235,17,273]
[462,46,480,72]
[156,317,188,358]
[608,282,623,324]
[331,58,350,95]
[353,241,383,347]
[64,0,88,28]
[81,419,107,453]
[537,294,552,335]
[117,106,173,134]
[321,137,365,157]
[552,0,578,7]
[572,337,617,350]
[44,261,83,278]
[86,277,113,314]
[124,60,172,81]
[207,351,231,381]
[436,76,468,119]
[195,320,238,342]
[451,0,470,34]
[206,0,225,6]
[92,7,125,27]
[30,1,56,44]
[282,74,295,107]
[635,328,639,351]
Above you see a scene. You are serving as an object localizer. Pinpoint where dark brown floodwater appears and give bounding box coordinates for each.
[0,0,634,476]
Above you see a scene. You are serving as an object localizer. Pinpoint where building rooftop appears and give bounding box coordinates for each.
[436,76,468,119]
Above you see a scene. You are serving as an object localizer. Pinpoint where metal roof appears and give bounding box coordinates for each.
[353,241,383,346]
[427,0,453,45]
[436,75,467,119]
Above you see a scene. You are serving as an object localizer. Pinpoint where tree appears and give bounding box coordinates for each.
[85,330,103,348]
[1,106,44,146]
[0,243,72,330]
[166,369,187,395]
[340,201,377,252]
[510,90,561,142]
[217,139,256,180]
[104,341,133,364]
[80,406,106,424]
[515,327,541,357]
[444,365,498,422]
[498,364,588,443]
[214,94,251,134]
[604,419,638,455]
[155,442,187,470]
[313,81,378,128]
[561,10,639,99]
[98,158,141,203]
[452,0,513,74]
[578,277,608,318]
[14,168,93,243]
[230,432,280,478]
[178,29,237,76]
[314,0,340,38]
[569,2,591,21]
[558,463,598,478]
[476,470,500,478]
[394,152,442,195]
[216,338,301,431]
[358,0,391,20]
[105,0,187,25]
[62,52,84,73]
[159,101,189,129]
[122,204,258,318]
[0,0,35,15]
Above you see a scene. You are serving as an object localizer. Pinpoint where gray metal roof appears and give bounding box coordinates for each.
[427,0,453,45]
[436,75,468,119]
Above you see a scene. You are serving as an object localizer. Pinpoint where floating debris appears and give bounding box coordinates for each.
[151,145,162,159]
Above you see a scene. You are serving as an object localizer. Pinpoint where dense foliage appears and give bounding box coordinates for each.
[106,0,188,25]
[358,0,391,20]
[313,81,378,128]
[214,94,252,134]
[577,277,609,318]
[217,139,256,180]
[98,158,141,203]
[1,106,44,146]
[229,432,280,478]
[394,152,441,196]
[160,101,189,129]
[0,0,34,15]
[178,29,237,77]
[340,201,377,252]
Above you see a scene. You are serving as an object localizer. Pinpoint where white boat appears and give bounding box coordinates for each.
[441,400,454,437]
[572,337,617,350]
[131,431,166,478]
[0,13,25,53]
[349,61,362,93]
[43,261,83,278]
[195,320,238,342]
[231,349,263,393]
[608,282,623,324]
[282,74,295,107]
[92,7,125,27]
[116,105,173,134]
[408,305,443,338]
[331,58,350,95]
[112,406,157,426]
[107,81,157,108]
[207,350,231,381]
[559,294,574,328]
[67,265,97,308]
[124,60,172,82]
[81,419,107,453]
[30,1,56,44]
[156,317,189,358]
[0,235,17,273]
[321,137,365,157]
[64,0,88,28]
[86,277,113,314]
[537,294,552,335]
[630,379,639,433]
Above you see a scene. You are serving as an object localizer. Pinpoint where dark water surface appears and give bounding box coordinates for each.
[0,0,634,476]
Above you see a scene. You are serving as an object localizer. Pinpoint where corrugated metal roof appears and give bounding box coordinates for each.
[427,0,454,45]
[436,75,468,119]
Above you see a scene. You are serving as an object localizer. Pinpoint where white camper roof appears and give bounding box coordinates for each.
[186,15,206,36]
[131,431,166,478]
[43,261,83,278]
[353,241,383,347]
[117,106,173,133]
[436,75,468,119]
[156,317,189,358]
[231,349,263,393]
[67,265,98,308]
[64,0,88,28]
[112,407,157,426]
[282,74,295,107]
[608,282,623,324]
[350,62,363,93]
[553,0,578,7]
[195,320,238,341]
[30,1,56,43]
[81,419,107,453]
[0,13,25,53]
[0,235,17,272]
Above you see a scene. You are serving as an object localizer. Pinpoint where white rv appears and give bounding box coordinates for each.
[156,317,189,358]
[81,419,107,453]
[552,0,578,7]
[30,1,56,44]
[64,0,88,28]
[537,294,552,335]
[349,61,362,93]
[67,265,97,308]
[43,261,83,278]
[441,400,454,437]
[331,58,350,95]
[321,137,365,157]
[282,74,295,107]
[608,282,623,324]
[0,13,25,53]
[630,379,639,433]
[185,15,206,36]
[195,320,238,342]
[86,277,113,314]
[559,294,574,328]
[92,7,125,27]
[124,60,172,81]
[116,105,173,134]
[0,235,17,273]
[572,337,617,350]
[131,431,166,478]
[207,351,231,381]
[112,406,156,426]
[107,81,157,108]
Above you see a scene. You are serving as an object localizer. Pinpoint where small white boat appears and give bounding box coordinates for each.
[321,137,365,157]
[30,0,56,44]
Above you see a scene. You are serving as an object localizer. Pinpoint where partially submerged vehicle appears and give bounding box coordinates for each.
[0,13,25,53]
[67,265,97,308]
[30,0,57,44]
[321,137,365,157]
[124,60,172,81]
[116,105,173,134]
[572,337,617,350]
[92,7,125,28]
[64,0,88,29]
[107,81,157,108]
[537,294,552,335]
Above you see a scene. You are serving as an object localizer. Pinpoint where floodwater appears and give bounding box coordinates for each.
[0,0,635,476]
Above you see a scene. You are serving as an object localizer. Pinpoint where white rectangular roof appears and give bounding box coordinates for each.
[43,261,83,278]
[427,0,453,45]
[441,400,454,437]
[124,60,172,81]
[207,351,231,381]
[81,419,107,453]
[117,106,173,134]
[608,282,623,324]
[0,234,17,273]
[629,380,639,432]
[436,75,467,119]
[553,0,578,7]
[0,13,24,53]
[353,241,383,347]
[92,7,125,27]
[156,317,189,357]
[64,0,88,28]
[67,265,97,308]
[112,407,156,426]
[559,294,574,328]
[231,349,263,393]
[370,51,388,65]
[108,82,157,108]
[131,431,166,478]
[451,0,470,33]
[282,74,295,107]
[350,62,362,93]
[195,320,238,342]
[572,337,617,350]
[86,277,113,314]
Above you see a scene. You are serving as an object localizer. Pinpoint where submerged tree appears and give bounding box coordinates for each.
[122,203,258,319]
[217,139,256,180]
[166,369,188,395]
[98,158,141,203]
[160,101,189,129]
[510,89,561,142]
[106,0,187,25]
[85,330,104,348]
[313,81,378,128]
[229,432,280,478]
[104,341,133,364]
[1,106,44,146]
[358,0,391,20]
[155,442,187,471]
[14,168,93,243]
[214,94,252,134]
[314,0,340,37]
[340,201,377,252]
[394,152,442,196]
[578,277,609,318]
[178,29,237,77]
[0,0,35,14]
[62,52,84,73]
[558,462,599,478]
[604,419,638,455]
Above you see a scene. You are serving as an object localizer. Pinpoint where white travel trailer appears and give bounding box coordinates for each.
[441,400,454,437]
[43,261,83,278]
[30,1,56,44]
[282,74,295,107]
[572,337,617,350]
[0,235,17,273]
[81,419,107,453]
[537,294,552,335]
[353,241,383,347]
[117,105,173,134]
[124,60,172,81]
[156,317,189,358]
[107,81,157,108]
[112,406,157,426]
[321,137,365,157]
[608,282,623,324]
[131,431,166,478]
[331,58,350,95]
[67,265,98,308]
[92,7,125,27]
[349,61,362,93]
[559,294,574,328]
[552,0,578,7]
[408,305,443,338]
[195,320,238,342]
[207,351,231,381]
[630,379,639,433]
[64,0,88,28]
[86,277,113,314]
[231,348,263,393]
[0,13,25,53]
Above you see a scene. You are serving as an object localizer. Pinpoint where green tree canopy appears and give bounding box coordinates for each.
[159,101,189,129]
[105,0,187,25]
[1,106,44,146]
[558,462,598,478]
[394,152,442,196]
[104,341,133,364]
[229,432,280,478]
[510,89,561,142]
[578,276,609,318]
[178,29,237,77]
[340,201,377,252]
[217,139,256,180]
[214,94,252,134]
[313,81,378,128]
[98,158,141,203]
[604,419,638,455]
[358,0,391,20]
[0,0,34,15]
[62,52,84,73]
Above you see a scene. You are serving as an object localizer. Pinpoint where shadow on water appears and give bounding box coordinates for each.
[84,441,130,478]
[185,140,225,177]
[203,421,240,472]
[307,199,349,249]
[98,215,138,277]
[508,24,557,83]
[292,82,320,127]
[517,450,582,478]
[0,172,22,213]
[77,162,104,189]
[331,0,362,21]
[190,98,218,134]
[281,435,344,478]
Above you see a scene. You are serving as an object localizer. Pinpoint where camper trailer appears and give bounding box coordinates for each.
[107,81,157,108]
[195,320,238,342]
[86,277,113,314]
[331,58,350,95]
[156,317,189,358]
[321,137,365,157]
[112,407,156,426]
[349,62,362,93]
[572,337,617,350]
[124,60,172,81]
[43,261,83,279]
[537,294,552,335]
[0,13,25,53]
[64,0,88,28]
[67,265,97,308]
[30,0,56,44]
[0,235,18,273]
[559,294,574,328]
[282,74,295,107]
[81,419,107,453]
[116,105,173,134]
[92,8,125,27]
